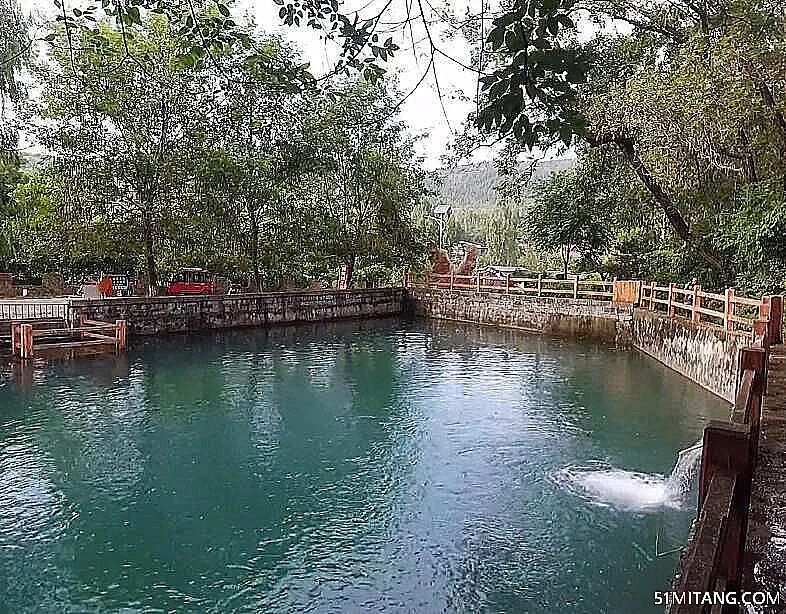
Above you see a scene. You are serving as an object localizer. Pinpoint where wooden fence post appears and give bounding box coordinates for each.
[692,285,701,324]
[753,318,769,349]
[704,422,754,597]
[668,282,675,316]
[537,274,542,297]
[20,323,33,359]
[738,347,767,431]
[766,295,784,344]
[761,295,771,322]
[10,323,18,357]
[449,271,454,291]
[699,422,751,507]
[116,320,127,352]
[725,288,735,331]
[505,274,510,294]
[573,277,579,299]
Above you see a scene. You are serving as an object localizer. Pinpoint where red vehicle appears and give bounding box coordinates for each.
[168,268,214,295]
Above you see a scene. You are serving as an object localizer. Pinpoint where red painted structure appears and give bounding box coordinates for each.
[168,268,214,296]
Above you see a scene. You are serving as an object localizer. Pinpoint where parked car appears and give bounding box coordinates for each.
[168,268,214,295]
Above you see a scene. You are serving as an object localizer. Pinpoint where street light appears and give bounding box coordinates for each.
[431,203,453,249]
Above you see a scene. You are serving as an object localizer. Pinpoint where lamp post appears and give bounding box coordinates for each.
[431,203,452,249]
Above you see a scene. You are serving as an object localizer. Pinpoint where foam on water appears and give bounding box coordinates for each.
[552,440,704,513]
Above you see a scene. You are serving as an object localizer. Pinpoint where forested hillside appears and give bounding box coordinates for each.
[434,159,575,208]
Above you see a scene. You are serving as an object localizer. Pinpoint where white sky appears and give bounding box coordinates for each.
[17,0,621,168]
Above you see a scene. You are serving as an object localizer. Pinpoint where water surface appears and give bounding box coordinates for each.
[0,318,729,613]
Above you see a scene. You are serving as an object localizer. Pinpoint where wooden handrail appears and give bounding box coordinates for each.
[638,281,778,333]
[672,471,736,609]
[673,334,769,608]
[421,275,782,335]
[422,274,614,300]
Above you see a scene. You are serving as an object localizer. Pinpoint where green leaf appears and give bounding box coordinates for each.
[488,27,505,51]
[127,6,141,25]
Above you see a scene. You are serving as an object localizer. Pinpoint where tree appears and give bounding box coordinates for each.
[195,36,317,289]
[476,0,786,275]
[529,168,610,277]
[30,15,220,289]
[0,0,31,158]
[303,83,427,287]
[0,0,29,101]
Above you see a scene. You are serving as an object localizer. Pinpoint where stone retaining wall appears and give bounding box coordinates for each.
[69,289,407,336]
[629,309,750,402]
[407,287,634,342]
[408,287,748,402]
[68,286,749,402]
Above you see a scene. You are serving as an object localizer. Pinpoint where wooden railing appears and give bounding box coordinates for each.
[640,282,775,332]
[11,317,127,359]
[423,273,614,300]
[0,299,69,321]
[671,302,783,613]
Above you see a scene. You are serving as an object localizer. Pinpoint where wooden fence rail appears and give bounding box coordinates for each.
[639,282,771,332]
[11,318,127,359]
[423,273,615,300]
[418,274,776,334]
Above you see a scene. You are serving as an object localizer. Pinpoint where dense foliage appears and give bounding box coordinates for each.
[477,0,786,293]
[3,0,786,293]
[1,10,428,289]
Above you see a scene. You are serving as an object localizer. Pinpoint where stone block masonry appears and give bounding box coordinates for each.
[408,287,752,403]
[68,289,407,336]
[407,287,634,343]
[67,286,750,404]
[629,309,750,402]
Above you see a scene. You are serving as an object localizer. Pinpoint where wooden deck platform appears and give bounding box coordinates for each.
[7,318,127,360]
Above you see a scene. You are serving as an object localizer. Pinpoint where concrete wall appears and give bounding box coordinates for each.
[629,309,750,402]
[407,288,634,342]
[69,289,407,336]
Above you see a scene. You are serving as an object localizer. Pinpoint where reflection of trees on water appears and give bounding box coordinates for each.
[0,353,150,609]
[415,319,728,472]
[228,324,423,609]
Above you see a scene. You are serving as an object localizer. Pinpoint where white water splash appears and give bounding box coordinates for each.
[552,440,704,513]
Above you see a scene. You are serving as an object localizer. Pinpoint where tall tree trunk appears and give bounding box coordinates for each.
[143,209,157,294]
[345,254,356,289]
[739,127,759,183]
[755,79,786,172]
[562,245,570,278]
[249,206,261,291]
[591,133,725,271]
